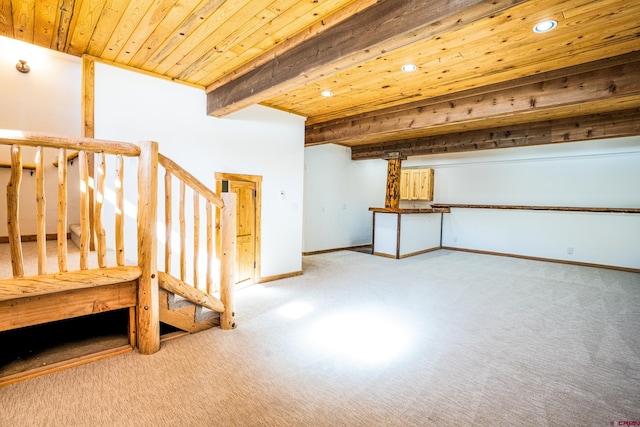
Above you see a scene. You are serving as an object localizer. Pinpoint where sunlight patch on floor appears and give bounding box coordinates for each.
[278,301,314,319]
[307,308,413,365]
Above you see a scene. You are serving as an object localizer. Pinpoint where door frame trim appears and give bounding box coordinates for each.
[215,172,262,284]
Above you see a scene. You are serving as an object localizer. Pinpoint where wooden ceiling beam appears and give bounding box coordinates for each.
[206,0,527,117]
[307,52,640,146]
[350,108,640,160]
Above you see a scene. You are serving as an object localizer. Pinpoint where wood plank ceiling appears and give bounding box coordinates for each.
[1,0,639,159]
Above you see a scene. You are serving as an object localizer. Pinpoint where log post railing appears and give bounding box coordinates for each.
[7,145,23,277]
[1,130,141,277]
[1,129,236,354]
[158,153,236,329]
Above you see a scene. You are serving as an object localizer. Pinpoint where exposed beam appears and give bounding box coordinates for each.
[204,0,378,93]
[350,108,640,160]
[308,52,640,147]
[206,0,527,117]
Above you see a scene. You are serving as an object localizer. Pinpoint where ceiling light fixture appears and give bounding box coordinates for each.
[401,64,417,72]
[321,90,333,97]
[533,19,557,33]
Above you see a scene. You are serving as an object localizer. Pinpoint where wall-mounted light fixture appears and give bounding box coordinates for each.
[16,59,30,73]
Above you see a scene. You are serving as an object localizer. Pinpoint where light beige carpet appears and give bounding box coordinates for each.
[1,249,639,426]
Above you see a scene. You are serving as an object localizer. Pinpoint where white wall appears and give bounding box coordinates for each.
[303,144,386,252]
[304,137,640,268]
[0,36,81,135]
[441,209,640,269]
[94,63,306,278]
[404,137,640,207]
[0,36,81,237]
[404,138,640,269]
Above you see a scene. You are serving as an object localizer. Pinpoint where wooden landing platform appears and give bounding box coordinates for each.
[0,266,141,387]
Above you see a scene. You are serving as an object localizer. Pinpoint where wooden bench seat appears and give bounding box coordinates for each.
[0,266,141,332]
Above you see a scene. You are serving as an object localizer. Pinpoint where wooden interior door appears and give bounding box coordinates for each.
[229,180,256,284]
[215,172,262,286]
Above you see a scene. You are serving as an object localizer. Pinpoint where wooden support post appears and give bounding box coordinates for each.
[57,148,68,272]
[384,152,404,209]
[137,140,160,355]
[219,192,236,330]
[35,146,46,275]
[7,145,24,277]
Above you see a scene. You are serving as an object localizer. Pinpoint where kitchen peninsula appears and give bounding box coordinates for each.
[369,207,450,259]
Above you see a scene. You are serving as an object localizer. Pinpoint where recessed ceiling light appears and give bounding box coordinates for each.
[533,19,557,33]
[401,64,417,72]
[321,90,333,97]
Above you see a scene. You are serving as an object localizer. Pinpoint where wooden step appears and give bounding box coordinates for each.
[69,224,81,249]
[159,288,220,333]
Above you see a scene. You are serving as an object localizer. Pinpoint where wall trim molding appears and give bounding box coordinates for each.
[399,246,440,259]
[0,233,70,244]
[258,270,303,284]
[441,247,640,273]
[302,244,371,256]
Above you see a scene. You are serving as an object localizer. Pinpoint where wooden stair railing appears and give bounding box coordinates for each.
[0,129,237,359]
[158,153,236,330]
[1,130,141,276]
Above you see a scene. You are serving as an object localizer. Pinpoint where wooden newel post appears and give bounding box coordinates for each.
[219,192,237,330]
[137,140,160,354]
[384,152,405,209]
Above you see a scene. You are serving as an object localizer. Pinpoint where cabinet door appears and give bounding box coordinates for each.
[400,170,411,200]
[416,169,434,201]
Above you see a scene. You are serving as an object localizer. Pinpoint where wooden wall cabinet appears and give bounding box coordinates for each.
[400,168,434,201]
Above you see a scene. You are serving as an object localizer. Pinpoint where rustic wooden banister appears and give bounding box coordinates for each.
[158,152,236,330]
[35,147,46,275]
[158,272,224,313]
[115,154,125,266]
[180,180,187,282]
[158,153,224,208]
[0,129,141,156]
[7,145,24,277]
[94,153,107,268]
[57,148,68,272]
[0,130,236,366]
[78,151,90,270]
